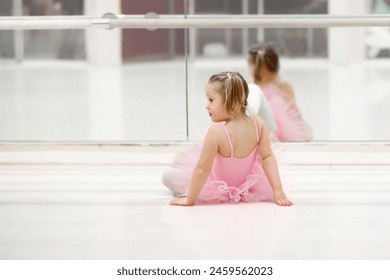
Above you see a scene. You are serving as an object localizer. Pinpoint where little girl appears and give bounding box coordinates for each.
[162,71,293,207]
[247,42,312,141]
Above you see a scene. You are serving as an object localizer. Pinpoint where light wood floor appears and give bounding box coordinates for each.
[0,143,389,259]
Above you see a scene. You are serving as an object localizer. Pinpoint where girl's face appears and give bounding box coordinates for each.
[205,83,229,122]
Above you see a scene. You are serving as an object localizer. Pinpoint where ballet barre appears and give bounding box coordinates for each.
[0,14,390,30]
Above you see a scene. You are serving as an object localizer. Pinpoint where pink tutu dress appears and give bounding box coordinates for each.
[162,121,274,204]
[262,85,312,141]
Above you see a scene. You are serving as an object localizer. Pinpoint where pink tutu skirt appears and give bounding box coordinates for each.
[164,143,274,204]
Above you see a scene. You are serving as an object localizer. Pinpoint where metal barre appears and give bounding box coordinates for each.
[1,14,390,30]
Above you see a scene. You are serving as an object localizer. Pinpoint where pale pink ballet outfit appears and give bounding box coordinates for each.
[162,121,274,204]
[262,85,312,141]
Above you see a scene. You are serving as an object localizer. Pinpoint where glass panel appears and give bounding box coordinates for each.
[0,64,91,140]
[263,0,328,57]
[1,0,390,142]
[0,0,187,142]
[120,0,187,141]
[368,0,390,58]
[192,0,328,58]
[187,0,390,142]
[0,0,14,59]
[23,0,85,60]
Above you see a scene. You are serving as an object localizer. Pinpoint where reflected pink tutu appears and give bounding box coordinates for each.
[263,85,312,141]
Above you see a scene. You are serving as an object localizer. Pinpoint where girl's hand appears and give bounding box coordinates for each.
[274,189,294,206]
[169,197,194,206]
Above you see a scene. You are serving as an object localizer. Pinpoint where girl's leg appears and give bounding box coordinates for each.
[162,169,187,197]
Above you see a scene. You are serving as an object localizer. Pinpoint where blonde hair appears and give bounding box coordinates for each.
[208,71,249,117]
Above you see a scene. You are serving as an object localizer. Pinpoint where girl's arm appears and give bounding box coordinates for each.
[256,117,294,206]
[169,125,220,206]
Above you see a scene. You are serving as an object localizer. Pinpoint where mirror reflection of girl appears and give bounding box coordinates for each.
[247,42,312,141]
[162,72,293,207]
